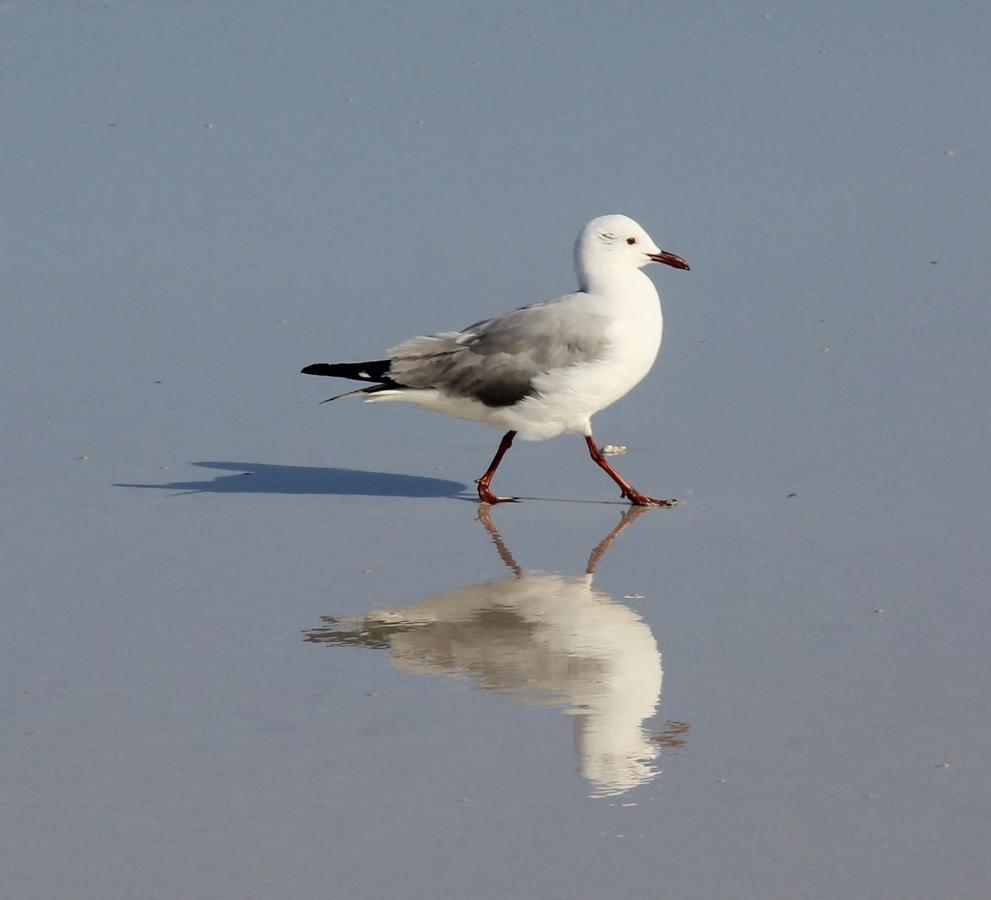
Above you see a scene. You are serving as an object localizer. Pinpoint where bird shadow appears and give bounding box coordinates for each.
[115,461,468,499]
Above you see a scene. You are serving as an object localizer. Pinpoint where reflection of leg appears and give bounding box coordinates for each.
[584,435,677,508]
[476,430,519,504]
[585,505,652,575]
[476,505,523,577]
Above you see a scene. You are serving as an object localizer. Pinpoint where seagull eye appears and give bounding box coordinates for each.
[626,237,637,245]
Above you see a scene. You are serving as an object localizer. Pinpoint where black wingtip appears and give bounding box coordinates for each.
[300,360,393,382]
[302,363,333,376]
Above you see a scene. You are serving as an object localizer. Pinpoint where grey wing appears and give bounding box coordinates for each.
[386,297,609,407]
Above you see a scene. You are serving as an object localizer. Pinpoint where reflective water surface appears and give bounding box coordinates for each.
[5,2,990,897]
[306,508,689,798]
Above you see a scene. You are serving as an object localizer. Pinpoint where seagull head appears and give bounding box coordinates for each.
[574,214,689,290]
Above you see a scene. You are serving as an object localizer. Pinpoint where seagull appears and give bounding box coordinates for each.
[302,214,690,506]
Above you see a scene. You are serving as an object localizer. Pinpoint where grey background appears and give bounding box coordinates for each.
[2,1,989,898]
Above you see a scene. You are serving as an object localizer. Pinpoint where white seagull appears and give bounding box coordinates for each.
[302,214,689,506]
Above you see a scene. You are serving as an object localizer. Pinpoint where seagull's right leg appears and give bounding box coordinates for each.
[476,430,519,504]
[584,434,677,508]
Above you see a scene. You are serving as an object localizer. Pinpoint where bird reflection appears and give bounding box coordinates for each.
[305,507,689,797]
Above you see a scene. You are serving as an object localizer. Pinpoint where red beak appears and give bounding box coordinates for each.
[647,250,690,271]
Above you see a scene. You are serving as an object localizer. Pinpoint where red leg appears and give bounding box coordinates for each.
[476,430,519,504]
[584,435,677,507]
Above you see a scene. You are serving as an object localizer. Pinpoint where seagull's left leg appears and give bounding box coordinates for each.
[584,434,677,508]
[476,430,519,504]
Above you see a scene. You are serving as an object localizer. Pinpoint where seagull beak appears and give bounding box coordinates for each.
[647,249,690,271]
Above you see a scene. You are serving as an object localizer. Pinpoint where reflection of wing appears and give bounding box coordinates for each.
[308,572,663,798]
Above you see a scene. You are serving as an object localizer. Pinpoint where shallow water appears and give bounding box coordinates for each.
[3,2,989,898]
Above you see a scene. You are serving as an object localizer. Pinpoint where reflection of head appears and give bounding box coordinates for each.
[309,568,663,798]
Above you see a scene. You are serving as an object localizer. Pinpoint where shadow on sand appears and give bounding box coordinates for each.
[116,461,467,499]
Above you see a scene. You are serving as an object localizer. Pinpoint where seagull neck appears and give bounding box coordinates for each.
[577,263,650,297]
